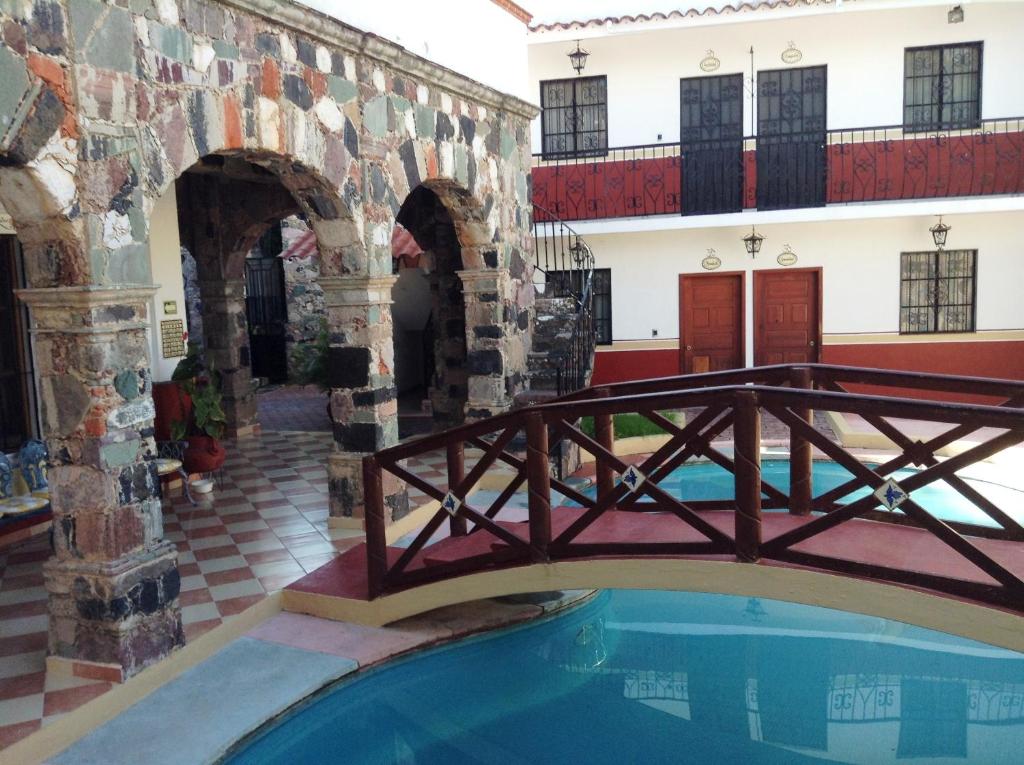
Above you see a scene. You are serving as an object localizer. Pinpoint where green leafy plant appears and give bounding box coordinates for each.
[579,411,681,440]
[170,342,227,441]
[290,319,330,391]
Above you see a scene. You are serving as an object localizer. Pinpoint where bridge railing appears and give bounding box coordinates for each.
[362,364,1024,610]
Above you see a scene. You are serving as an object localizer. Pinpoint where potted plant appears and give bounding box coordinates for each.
[290,318,334,422]
[170,343,228,476]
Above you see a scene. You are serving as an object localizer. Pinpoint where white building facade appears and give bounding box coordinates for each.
[528,0,1024,387]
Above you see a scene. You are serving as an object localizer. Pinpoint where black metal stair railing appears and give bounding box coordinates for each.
[531,204,596,396]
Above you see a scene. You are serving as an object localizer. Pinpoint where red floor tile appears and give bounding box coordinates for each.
[0,572,46,591]
[192,544,240,562]
[177,562,201,578]
[184,524,229,540]
[184,618,222,641]
[0,671,45,700]
[216,594,265,617]
[0,632,47,658]
[0,600,48,620]
[243,548,294,565]
[42,682,112,716]
[179,588,214,607]
[231,529,279,544]
[204,567,258,587]
[0,720,40,749]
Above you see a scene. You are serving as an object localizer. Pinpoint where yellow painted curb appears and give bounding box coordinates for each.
[3,594,283,765]
[282,558,1024,653]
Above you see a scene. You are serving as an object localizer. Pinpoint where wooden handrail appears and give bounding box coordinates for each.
[362,364,1024,611]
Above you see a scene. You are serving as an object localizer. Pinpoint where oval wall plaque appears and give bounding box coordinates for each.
[781,42,803,65]
[777,245,798,266]
[700,50,721,72]
[701,251,722,271]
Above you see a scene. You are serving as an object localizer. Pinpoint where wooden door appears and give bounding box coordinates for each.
[679,273,744,374]
[756,66,827,210]
[680,74,744,215]
[754,269,821,365]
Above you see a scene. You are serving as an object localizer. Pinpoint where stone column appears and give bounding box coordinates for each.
[197,278,257,437]
[17,286,182,682]
[460,268,516,421]
[321,275,407,528]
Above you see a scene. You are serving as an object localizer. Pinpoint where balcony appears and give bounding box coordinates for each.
[531,117,1024,222]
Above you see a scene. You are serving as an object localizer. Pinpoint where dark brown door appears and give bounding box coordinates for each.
[679,273,744,374]
[754,269,821,365]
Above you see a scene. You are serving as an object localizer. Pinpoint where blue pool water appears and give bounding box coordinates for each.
[228,591,1024,764]
[591,459,1024,529]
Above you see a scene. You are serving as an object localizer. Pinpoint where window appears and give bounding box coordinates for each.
[899,250,976,334]
[547,268,612,345]
[904,43,982,131]
[540,76,608,159]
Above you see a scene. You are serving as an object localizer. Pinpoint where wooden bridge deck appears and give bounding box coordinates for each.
[287,508,1022,603]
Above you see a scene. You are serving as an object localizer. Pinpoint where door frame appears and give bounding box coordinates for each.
[678,270,746,374]
[753,267,823,365]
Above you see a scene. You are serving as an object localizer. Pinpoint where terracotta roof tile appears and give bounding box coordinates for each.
[529,0,836,32]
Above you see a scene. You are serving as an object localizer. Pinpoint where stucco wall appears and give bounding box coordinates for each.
[583,210,1024,363]
[147,188,189,382]
[528,3,1024,149]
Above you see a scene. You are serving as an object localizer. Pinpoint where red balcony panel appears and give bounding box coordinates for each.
[827,131,1024,203]
[532,155,680,221]
[533,122,1024,222]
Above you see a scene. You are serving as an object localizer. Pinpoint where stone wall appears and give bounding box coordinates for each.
[279,217,326,379]
[0,0,537,676]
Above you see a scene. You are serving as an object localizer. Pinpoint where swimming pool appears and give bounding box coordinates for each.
[593,459,1024,529]
[227,590,1024,763]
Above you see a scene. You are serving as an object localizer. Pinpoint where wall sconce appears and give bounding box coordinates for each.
[568,40,590,75]
[930,216,951,249]
[742,227,765,258]
[948,5,964,23]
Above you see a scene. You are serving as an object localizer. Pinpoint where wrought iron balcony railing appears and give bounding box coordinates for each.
[531,117,1024,222]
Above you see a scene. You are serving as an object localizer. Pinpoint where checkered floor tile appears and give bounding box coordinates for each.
[0,428,451,750]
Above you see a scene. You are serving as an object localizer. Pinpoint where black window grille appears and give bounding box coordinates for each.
[904,42,982,131]
[540,76,608,159]
[547,268,612,345]
[899,250,976,334]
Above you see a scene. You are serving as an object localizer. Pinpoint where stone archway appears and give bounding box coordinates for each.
[395,185,469,431]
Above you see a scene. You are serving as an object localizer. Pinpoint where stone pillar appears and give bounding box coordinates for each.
[460,268,516,420]
[17,286,183,682]
[197,278,257,437]
[321,275,407,528]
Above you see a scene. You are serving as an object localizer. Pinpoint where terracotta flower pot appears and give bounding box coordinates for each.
[182,435,226,474]
[152,381,192,443]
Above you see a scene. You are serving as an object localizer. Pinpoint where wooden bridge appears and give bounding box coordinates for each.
[284,365,1024,647]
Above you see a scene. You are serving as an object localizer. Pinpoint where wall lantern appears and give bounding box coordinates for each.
[742,227,765,258]
[930,216,951,249]
[569,236,588,265]
[568,40,590,75]
[948,5,964,23]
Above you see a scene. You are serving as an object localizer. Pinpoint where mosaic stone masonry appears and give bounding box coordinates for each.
[0,0,538,675]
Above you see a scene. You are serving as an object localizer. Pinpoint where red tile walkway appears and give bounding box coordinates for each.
[0,430,448,750]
